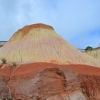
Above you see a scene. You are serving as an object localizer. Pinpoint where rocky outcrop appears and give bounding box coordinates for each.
[79,75,100,100]
[0,67,12,99]
[0,23,100,67]
[9,67,86,100]
[0,76,12,99]
[0,63,99,99]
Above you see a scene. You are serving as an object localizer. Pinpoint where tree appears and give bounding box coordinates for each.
[85,46,93,51]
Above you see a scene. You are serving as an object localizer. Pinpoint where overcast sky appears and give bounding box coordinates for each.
[0,0,100,49]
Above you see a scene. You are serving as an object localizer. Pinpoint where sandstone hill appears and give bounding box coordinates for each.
[0,23,100,67]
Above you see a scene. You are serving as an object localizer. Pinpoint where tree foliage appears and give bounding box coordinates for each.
[85,46,93,51]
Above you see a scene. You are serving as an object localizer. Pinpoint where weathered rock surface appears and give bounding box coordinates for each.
[0,67,12,99]
[79,75,100,100]
[0,23,100,67]
[0,63,98,100]
[0,23,99,100]
[0,76,11,99]
[9,65,86,100]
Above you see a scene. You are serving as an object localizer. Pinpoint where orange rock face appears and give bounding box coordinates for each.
[0,23,100,67]
[8,63,86,100]
[0,63,99,99]
[79,75,100,100]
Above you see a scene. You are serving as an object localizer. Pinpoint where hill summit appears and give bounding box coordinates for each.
[0,23,100,67]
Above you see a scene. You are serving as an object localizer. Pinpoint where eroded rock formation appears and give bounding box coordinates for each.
[0,23,100,100]
[79,75,100,100]
[0,63,99,99]
[0,23,100,67]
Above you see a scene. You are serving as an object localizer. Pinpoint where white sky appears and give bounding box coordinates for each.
[0,0,100,49]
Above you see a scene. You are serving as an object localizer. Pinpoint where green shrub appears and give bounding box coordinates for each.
[12,62,17,66]
[85,46,93,51]
[1,58,6,64]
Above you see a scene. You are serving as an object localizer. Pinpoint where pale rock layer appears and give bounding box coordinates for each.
[0,23,100,67]
[84,48,100,60]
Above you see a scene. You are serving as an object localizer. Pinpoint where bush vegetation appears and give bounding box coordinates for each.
[12,62,17,66]
[1,58,6,64]
[85,46,93,51]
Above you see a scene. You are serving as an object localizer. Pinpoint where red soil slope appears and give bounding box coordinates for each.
[11,62,100,77]
[1,62,100,79]
[0,63,100,99]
